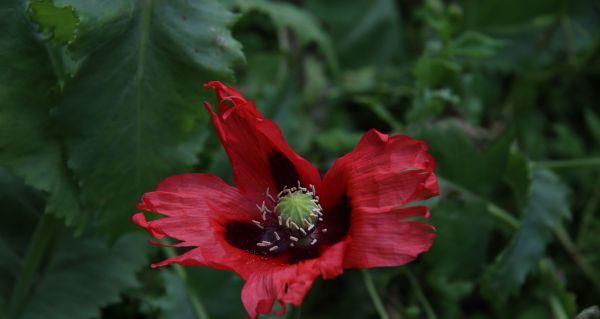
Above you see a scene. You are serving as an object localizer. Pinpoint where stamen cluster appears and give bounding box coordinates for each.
[251,181,326,253]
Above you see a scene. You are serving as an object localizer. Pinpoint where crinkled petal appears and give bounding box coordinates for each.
[321,129,439,214]
[132,173,276,276]
[316,129,438,257]
[343,206,435,268]
[204,81,321,203]
[204,80,259,115]
[241,241,347,318]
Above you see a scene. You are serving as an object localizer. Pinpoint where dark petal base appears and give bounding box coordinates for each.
[225,193,351,264]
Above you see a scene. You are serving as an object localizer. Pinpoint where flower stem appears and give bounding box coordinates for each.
[549,294,569,319]
[403,269,438,319]
[576,181,600,247]
[7,214,60,319]
[440,177,519,229]
[533,157,600,169]
[553,226,600,290]
[485,203,520,229]
[164,248,210,319]
[361,270,390,319]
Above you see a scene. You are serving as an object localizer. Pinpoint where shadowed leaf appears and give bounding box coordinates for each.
[482,170,570,302]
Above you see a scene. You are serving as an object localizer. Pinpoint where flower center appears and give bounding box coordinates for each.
[248,182,325,254]
[276,190,318,229]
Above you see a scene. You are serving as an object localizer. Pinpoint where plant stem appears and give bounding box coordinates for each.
[164,248,210,319]
[403,269,437,319]
[361,270,390,319]
[533,157,600,169]
[485,203,520,229]
[357,97,403,132]
[576,182,600,247]
[439,177,519,229]
[549,294,569,319]
[45,44,68,89]
[553,226,600,290]
[7,214,59,319]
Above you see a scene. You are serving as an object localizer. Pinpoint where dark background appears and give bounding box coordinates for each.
[1,0,599,318]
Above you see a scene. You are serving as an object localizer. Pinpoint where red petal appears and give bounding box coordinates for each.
[204,81,259,115]
[241,241,347,318]
[133,173,280,277]
[203,81,321,203]
[321,129,439,214]
[343,206,435,268]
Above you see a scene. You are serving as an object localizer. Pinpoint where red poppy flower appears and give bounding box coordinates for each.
[132,81,439,318]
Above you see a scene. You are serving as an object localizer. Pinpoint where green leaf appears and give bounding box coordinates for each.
[305,0,402,68]
[0,168,44,303]
[408,87,460,122]
[52,0,244,235]
[29,0,79,44]
[424,201,493,317]
[584,108,600,145]
[18,234,147,319]
[0,168,146,319]
[413,56,461,88]
[460,0,562,30]
[236,0,337,71]
[302,271,376,319]
[426,201,493,280]
[448,31,504,59]
[482,170,571,302]
[157,269,245,319]
[155,271,196,319]
[0,0,84,229]
[539,259,577,318]
[504,150,532,209]
[552,124,585,158]
[415,120,512,197]
[315,129,363,160]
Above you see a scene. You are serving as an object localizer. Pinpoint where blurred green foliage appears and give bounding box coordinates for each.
[1,0,599,318]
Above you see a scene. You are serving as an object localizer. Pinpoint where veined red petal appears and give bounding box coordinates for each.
[133,173,282,277]
[203,81,321,203]
[321,129,439,214]
[343,206,435,268]
[318,129,438,259]
[241,241,346,318]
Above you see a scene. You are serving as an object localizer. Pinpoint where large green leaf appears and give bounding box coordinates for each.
[482,170,571,302]
[52,0,244,235]
[0,168,146,319]
[0,0,84,229]
[18,234,147,319]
